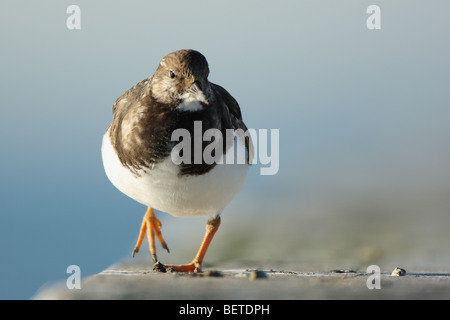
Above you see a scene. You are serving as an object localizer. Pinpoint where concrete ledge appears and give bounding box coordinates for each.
[33,259,450,300]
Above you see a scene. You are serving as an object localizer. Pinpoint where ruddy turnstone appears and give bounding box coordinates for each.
[101,49,252,272]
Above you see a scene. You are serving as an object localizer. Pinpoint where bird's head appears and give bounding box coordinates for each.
[150,49,212,110]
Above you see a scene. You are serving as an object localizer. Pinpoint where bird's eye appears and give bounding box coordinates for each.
[169,70,176,79]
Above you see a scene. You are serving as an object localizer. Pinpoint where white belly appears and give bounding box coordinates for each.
[101,129,250,218]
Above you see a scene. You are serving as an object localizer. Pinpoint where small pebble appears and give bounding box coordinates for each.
[204,270,223,277]
[391,267,406,276]
[153,261,167,273]
[249,270,268,280]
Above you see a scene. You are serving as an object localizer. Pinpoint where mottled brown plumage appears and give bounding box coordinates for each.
[108,49,251,176]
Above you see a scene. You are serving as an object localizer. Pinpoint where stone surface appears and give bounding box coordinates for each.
[33,259,450,300]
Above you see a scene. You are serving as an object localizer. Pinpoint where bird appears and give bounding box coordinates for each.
[101,49,253,272]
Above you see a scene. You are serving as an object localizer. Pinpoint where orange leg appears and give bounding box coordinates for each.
[132,207,169,263]
[164,216,221,273]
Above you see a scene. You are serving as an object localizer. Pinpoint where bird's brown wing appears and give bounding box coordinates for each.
[210,83,242,120]
[211,82,254,165]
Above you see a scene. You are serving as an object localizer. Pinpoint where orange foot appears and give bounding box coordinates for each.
[133,208,221,273]
[163,215,221,273]
[132,207,169,263]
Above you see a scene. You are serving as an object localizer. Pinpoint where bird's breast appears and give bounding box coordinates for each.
[102,128,249,218]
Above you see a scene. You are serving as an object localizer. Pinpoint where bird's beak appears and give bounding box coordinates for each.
[189,80,210,105]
